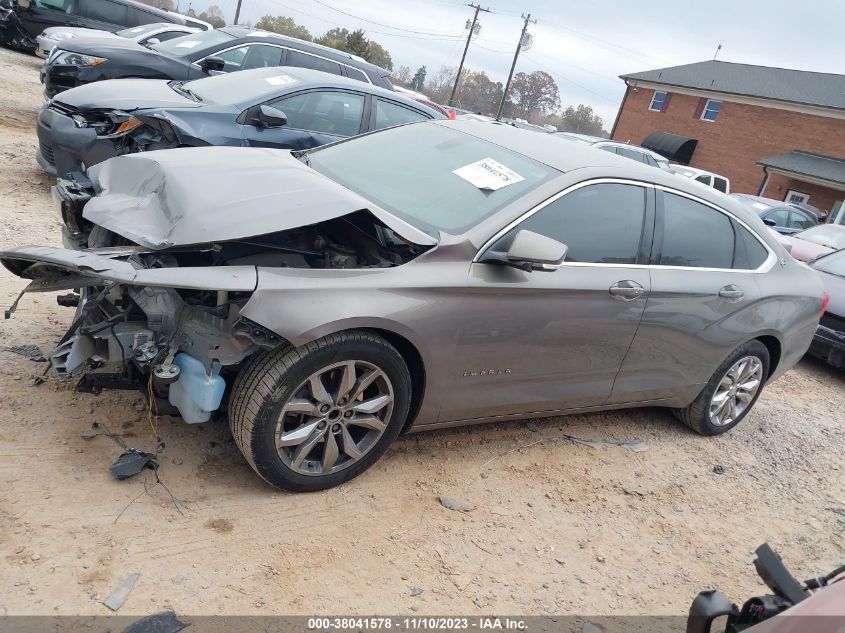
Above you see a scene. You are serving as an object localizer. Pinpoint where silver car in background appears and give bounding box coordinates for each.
[1,120,825,491]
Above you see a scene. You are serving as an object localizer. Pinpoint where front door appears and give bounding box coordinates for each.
[241,90,367,151]
[441,181,654,422]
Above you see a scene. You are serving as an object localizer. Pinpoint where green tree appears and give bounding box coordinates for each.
[366,40,392,71]
[505,71,561,119]
[255,15,312,41]
[344,29,370,58]
[409,65,427,92]
[557,104,607,136]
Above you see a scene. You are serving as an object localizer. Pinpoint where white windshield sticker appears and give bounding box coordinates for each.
[453,158,525,191]
[175,40,202,48]
[264,74,298,86]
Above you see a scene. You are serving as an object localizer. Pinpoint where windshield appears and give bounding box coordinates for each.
[813,249,845,276]
[307,123,559,234]
[796,225,845,250]
[116,24,164,38]
[182,69,291,105]
[152,29,234,56]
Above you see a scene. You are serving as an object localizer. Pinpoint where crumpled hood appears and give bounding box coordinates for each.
[52,78,200,112]
[84,146,437,249]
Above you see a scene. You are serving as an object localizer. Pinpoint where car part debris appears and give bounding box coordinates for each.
[4,344,43,359]
[0,0,36,53]
[111,451,159,480]
[104,572,140,611]
[121,611,188,633]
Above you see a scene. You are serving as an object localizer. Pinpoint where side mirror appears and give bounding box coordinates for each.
[200,56,226,74]
[145,37,160,45]
[256,105,287,128]
[503,230,568,271]
[762,218,777,227]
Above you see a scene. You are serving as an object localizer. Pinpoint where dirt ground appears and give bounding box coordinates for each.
[0,45,843,618]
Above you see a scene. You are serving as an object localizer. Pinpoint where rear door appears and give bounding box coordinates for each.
[443,180,654,422]
[75,0,132,31]
[610,187,773,404]
[20,0,79,37]
[240,89,368,150]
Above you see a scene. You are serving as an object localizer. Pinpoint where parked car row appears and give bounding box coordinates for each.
[1,19,841,492]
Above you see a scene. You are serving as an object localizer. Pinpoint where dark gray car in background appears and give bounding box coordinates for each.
[37,67,442,177]
[41,25,392,98]
[1,120,826,491]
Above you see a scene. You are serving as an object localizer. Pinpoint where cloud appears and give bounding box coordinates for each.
[184,0,845,125]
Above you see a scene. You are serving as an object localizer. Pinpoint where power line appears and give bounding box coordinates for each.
[251,0,465,41]
[521,53,620,104]
[309,0,465,38]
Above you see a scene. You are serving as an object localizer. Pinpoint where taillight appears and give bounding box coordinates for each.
[821,291,830,316]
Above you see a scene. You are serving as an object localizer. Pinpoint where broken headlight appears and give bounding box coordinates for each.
[70,111,143,138]
[52,50,107,67]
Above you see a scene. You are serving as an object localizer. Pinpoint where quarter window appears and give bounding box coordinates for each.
[659,192,734,268]
[374,100,429,130]
[285,49,343,76]
[649,90,668,112]
[493,183,647,265]
[271,91,365,137]
[701,99,721,121]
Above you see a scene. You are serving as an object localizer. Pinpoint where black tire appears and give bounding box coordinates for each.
[673,339,770,435]
[229,331,412,492]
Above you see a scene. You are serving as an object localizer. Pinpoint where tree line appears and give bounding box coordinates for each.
[135,7,607,135]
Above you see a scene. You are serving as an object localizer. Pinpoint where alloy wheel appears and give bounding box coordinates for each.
[274,360,394,476]
[708,356,763,427]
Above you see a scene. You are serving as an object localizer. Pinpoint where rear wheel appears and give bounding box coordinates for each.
[229,331,411,492]
[673,340,769,435]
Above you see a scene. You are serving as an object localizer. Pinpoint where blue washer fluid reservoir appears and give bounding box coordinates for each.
[168,353,226,424]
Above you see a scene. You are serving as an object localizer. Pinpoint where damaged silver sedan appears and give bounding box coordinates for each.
[2,120,827,491]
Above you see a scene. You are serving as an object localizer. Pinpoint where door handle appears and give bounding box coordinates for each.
[609,280,645,301]
[718,285,744,301]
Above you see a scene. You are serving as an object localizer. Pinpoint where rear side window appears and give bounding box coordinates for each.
[345,67,369,82]
[713,177,728,193]
[496,183,647,265]
[695,174,711,186]
[132,9,162,26]
[789,210,814,230]
[147,31,190,43]
[285,49,343,76]
[617,147,646,162]
[733,222,769,270]
[79,0,129,25]
[659,192,734,268]
[373,100,429,130]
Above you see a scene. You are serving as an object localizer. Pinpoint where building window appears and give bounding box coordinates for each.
[785,189,810,205]
[700,99,721,121]
[648,90,668,112]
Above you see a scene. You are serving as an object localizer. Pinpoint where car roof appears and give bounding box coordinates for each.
[219,27,388,74]
[192,66,443,115]
[433,119,767,228]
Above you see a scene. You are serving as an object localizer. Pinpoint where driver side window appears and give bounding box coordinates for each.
[491,183,647,265]
[268,91,365,137]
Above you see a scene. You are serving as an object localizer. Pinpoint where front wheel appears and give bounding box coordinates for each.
[229,331,412,492]
[673,340,770,435]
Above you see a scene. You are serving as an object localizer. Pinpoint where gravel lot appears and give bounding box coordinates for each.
[0,45,843,618]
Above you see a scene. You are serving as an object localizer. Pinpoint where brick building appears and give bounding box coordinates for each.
[610,60,845,219]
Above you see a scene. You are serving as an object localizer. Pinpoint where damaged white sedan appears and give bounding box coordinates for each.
[1,121,825,491]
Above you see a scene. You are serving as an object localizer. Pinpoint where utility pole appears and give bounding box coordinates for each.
[234,0,243,24]
[497,13,536,120]
[448,3,490,107]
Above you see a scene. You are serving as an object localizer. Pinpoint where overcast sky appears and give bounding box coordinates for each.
[182,0,844,126]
